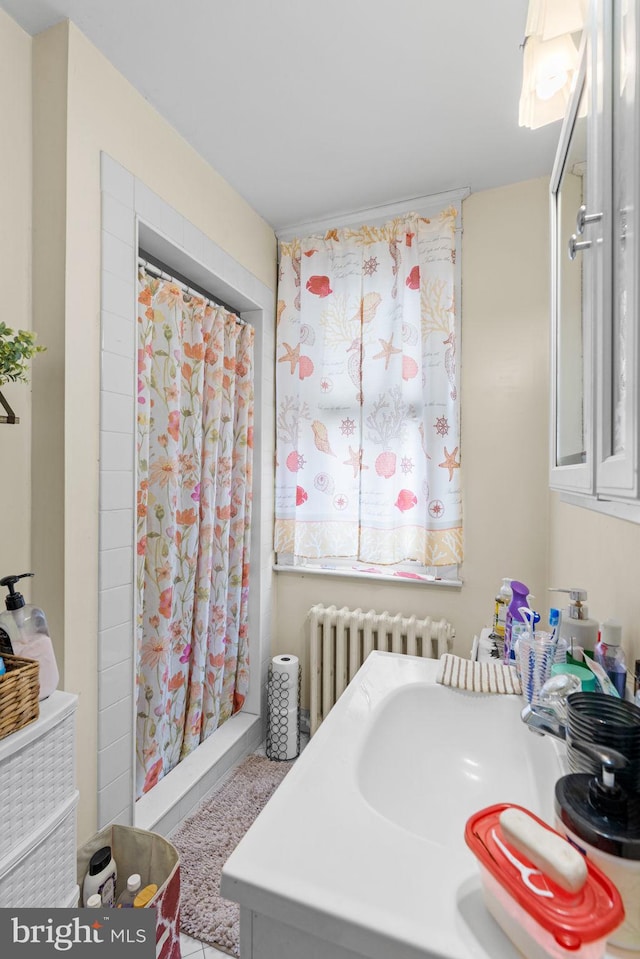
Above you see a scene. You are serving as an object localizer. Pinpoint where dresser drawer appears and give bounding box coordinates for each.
[0,709,76,861]
[0,792,79,907]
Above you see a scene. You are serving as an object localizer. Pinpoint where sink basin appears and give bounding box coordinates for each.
[222,652,566,959]
[357,681,559,844]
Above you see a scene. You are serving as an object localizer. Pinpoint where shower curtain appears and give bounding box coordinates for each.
[135,268,254,798]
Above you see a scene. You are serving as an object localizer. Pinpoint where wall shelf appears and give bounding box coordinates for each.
[0,391,19,425]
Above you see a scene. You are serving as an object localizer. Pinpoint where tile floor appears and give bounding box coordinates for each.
[175,734,310,958]
[180,931,229,959]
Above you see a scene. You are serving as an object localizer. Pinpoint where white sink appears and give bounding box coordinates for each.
[357,681,559,844]
[222,652,566,959]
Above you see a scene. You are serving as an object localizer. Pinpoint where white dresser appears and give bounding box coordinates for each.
[0,691,79,906]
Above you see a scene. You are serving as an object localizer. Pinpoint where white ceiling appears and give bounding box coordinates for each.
[2,0,560,231]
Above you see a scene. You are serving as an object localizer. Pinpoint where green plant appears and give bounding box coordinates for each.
[0,323,45,386]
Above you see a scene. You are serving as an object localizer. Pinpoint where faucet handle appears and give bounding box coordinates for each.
[520,703,566,740]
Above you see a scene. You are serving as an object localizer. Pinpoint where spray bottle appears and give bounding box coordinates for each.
[503,580,530,664]
[0,573,59,700]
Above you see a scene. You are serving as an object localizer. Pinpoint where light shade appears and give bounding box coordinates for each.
[524,0,587,42]
[519,33,580,128]
[519,0,586,129]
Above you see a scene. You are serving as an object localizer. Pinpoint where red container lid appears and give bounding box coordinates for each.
[465,803,625,951]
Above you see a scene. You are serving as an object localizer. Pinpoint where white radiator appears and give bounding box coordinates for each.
[308,604,455,735]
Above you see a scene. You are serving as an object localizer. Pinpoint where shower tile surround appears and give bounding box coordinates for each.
[98,154,275,833]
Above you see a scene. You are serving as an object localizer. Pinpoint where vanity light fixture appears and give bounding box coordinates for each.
[519,0,586,129]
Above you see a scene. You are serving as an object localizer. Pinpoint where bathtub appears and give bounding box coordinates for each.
[221,651,566,959]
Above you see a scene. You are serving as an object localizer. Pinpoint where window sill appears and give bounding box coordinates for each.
[273,563,462,588]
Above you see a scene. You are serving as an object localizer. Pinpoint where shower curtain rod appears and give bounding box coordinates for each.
[138,254,246,323]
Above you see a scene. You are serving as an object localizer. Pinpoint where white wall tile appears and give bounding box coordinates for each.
[135,181,164,230]
[100,470,134,511]
[101,391,135,434]
[100,430,134,472]
[102,194,135,247]
[99,696,132,749]
[99,547,133,591]
[98,771,131,826]
[100,509,133,551]
[200,234,219,275]
[103,230,135,282]
[99,622,134,671]
[99,657,133,710]
[102,312,136,358]
[101,351,135,396]
[99,583,133,631]
[105,806,133,828]
[101,154,134,209]
[154,807,179,837]
[160,203,184,247]
[98,732,133,790]
[101,272,135,320]
[182,221,204,263]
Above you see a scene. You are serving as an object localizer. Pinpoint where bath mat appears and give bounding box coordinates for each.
[171,753,294,957]
[437,653,522,695]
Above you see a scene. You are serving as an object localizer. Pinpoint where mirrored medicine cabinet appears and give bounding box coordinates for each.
[550,0,640,518]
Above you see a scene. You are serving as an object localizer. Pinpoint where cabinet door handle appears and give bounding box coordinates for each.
[568,234,592,260]
[576,205,603,235]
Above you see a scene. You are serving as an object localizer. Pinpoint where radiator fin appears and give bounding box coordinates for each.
[308,604,455,735]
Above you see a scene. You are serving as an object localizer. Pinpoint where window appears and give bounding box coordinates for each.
[274,198,465,578]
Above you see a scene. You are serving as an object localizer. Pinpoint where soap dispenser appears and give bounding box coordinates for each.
[549,587,599,658]
[555,745,640,951]
[0,573,59,700]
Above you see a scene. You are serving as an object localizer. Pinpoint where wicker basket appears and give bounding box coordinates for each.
[0,654,39,740]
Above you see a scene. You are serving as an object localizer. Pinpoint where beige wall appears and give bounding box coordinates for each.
[30,21,277,842]
[11,9,637,849]
[0,10,32,581]
[274,178,552,707]
[549,499,640,692]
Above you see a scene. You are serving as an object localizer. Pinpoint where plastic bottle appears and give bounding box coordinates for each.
[503,581,529,664]
[0,573,59,700]
[83,846,118,908]
[493,578,512,640]
[0,656,5,678]
[117,874,141,908]
[86,894,102,908]
[595,619,627,698]
[133,884,158,908]
[549,588,599,658]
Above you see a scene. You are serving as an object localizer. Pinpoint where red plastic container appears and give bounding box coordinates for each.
[465,804,624,959]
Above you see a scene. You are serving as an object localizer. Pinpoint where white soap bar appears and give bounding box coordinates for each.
[499,807,588,893]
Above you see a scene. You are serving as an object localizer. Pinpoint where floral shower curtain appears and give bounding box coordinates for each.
[135,268,254,798]
[275,210,462,566]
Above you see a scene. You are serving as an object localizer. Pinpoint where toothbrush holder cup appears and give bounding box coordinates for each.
[516,632,558,705]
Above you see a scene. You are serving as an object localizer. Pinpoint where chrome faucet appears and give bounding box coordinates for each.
[520,703,566,740]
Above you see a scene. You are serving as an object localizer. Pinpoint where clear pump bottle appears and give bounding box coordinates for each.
[0,573,59,700]
[549,588,599,658]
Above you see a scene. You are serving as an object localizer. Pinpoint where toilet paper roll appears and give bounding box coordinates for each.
[271,654,299,688]
[267,657,299,760]
[267,704,298,761]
